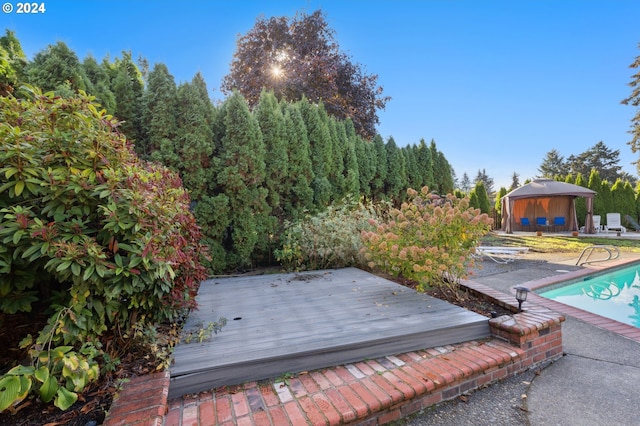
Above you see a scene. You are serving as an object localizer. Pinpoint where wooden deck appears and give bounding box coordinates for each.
[168,267,490,399]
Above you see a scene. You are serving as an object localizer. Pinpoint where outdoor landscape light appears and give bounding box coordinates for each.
[514,286,530,312]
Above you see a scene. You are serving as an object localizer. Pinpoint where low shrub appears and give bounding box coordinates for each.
[275,197,379,271]
[0,86,209,411]
[361,187,492,293]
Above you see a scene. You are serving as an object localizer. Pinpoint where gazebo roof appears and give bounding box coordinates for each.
[505,178,595,200]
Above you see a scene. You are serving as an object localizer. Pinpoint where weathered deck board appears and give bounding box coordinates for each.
[169,267,490,398]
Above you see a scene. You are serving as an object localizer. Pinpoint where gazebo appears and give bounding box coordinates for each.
[501,178,597,234]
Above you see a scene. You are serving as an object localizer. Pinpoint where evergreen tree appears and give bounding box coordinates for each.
[327,118,347,197]
[82,55,116,112]
[370,134,388,201]
[25,41,90,95]
[635,186,640,223]
[384,137,405,201]
[494,187,507,215]
[174,73,215,200]
[108,52,144,143]
[217,92,269,268]
[469,190,480,210]
[566,141,624,183]
[282,103,314,219]
[509,172,520,191]
[255,90,289,223]
[415,139,433,188]
[538,149,566,178]
[473,181,491,214]
[474,169,495,197]
[588,169,605,216]
[599,181,612,225]
[140,63,179,164]
[611,179,636,227]
[299,98,332,207]
[574,173,587,227]
[429,139,448,192]
[354,137,374,201]
[403,145,420,191]
[459,172,472,193]
[621,42,640,174]
[341,119,361,197]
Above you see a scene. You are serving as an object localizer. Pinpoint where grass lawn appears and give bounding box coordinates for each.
[481,232,640,254]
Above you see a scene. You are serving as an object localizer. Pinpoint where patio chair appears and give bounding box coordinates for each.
[553,217,565,232]
[475,246,529,264]
[520,217,532,231]
[606,213,626,233]
[592,215,602,233]
[536,217,547,231]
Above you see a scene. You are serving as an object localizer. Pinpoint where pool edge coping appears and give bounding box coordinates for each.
[516,257,640,343]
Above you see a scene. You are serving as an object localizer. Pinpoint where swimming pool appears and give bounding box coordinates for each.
[538,262,640,329]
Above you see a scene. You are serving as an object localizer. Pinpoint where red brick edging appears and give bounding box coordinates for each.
[104,305,564,425]
[104,371,170,426]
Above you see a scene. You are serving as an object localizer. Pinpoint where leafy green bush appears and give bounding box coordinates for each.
[275,198,379,271]
[0,86,209,410]
[361,187,492,292]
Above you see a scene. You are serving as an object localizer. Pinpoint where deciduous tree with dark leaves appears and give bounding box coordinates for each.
[222,9,390,140]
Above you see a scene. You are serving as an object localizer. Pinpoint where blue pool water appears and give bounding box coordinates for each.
[538,263,640,329]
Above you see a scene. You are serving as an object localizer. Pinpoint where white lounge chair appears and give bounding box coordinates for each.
[606,213,626,233]
[475,246,529,264]
[593,215,602,233]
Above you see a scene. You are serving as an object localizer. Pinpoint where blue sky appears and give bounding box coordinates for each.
[2,0,639,189]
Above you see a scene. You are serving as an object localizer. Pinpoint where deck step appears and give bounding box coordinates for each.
[169,268,490,399]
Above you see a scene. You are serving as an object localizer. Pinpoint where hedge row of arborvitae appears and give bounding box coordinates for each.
[1,30,458,272]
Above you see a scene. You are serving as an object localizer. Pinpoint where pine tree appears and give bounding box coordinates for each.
[459,172,472,193]
[474,169,495,197]
[509,172,521,191]
[621,42,640,174]
[538,149,567,178]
